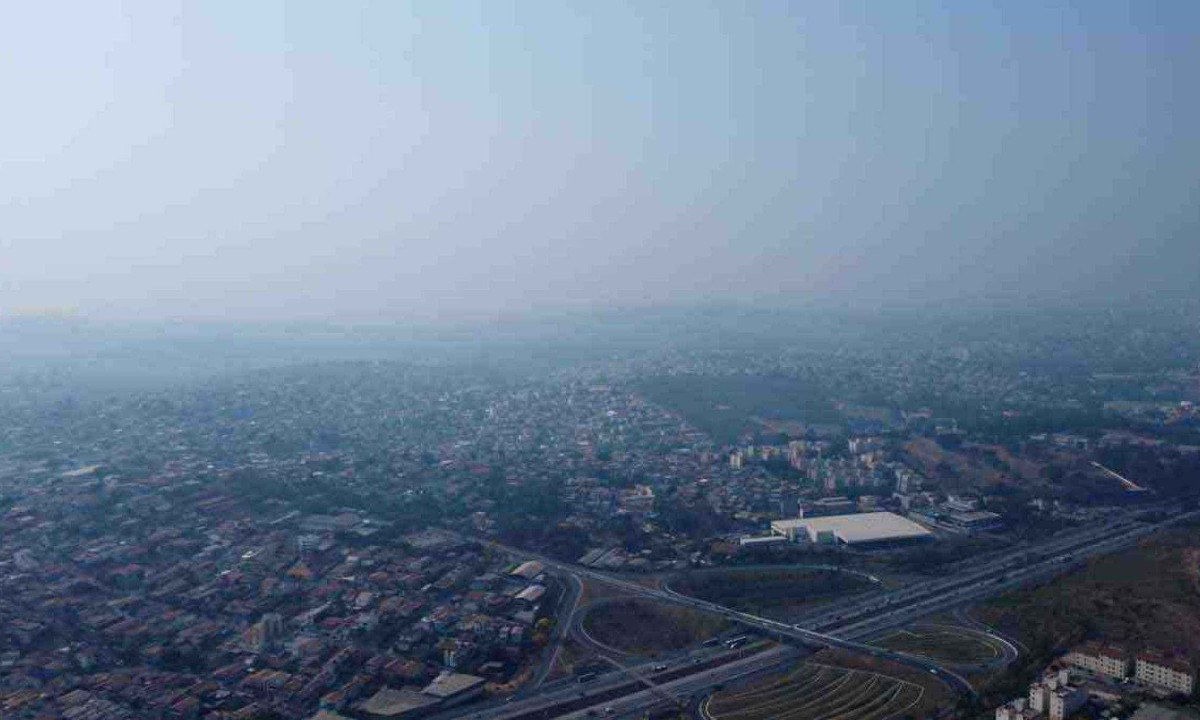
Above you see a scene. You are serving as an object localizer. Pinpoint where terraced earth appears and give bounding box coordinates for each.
[703,663,924,720]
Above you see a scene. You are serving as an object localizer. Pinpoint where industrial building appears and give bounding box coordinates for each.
[770,511,933,547]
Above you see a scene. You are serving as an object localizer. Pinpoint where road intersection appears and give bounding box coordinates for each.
[437,504,1198,719]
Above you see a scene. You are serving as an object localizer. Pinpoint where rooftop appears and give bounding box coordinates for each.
[357,687,438,717]
[1138,651,1194,675]
[1072,642,1128,661]
[771,511,933,544]
[423,672,485,699]
[309,712,355,720]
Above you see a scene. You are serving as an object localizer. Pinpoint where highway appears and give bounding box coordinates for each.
[437,504,1198,719]
[555,646,800,720]
[445,533,979,702]
[794,513,1149,632]
[808,507,1200,640]
[426,645,800,720]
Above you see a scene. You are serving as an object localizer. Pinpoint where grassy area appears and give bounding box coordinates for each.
[871,625,1004,666]
[580,598,730,656]
[672,567,875,620]
[704,661,928,720]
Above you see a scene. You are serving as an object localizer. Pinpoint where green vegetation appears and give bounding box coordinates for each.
[635,375,842,444]
[705,662,924,720]
[672,567,875,619]
[871,626,1004,666]
[973,527,1200,703]
[580,598,729,655]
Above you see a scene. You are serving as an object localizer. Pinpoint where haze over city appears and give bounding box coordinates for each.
[4,5,1200,720]
[3,1,1198,323]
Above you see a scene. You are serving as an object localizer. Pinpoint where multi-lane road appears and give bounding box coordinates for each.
[439,504,1198,719]
[425,644,799,720]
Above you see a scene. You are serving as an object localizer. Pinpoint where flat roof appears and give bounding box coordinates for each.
[423,672,485,699]
[948,510,1002,522]
[309,712,355,720]
[510,560,544,579]
[515,584,546,602]
[772,511,933,544]
[357,687,438,717]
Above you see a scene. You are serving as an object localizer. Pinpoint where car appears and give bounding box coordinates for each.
[930,668,939,674]
[604,706,615,715]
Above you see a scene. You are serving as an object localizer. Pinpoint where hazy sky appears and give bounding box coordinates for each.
[2,1,1197,322]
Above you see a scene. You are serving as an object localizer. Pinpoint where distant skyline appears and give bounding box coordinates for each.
[2,1,1197,323]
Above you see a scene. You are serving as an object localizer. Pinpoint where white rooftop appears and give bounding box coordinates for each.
[771,511,933,544]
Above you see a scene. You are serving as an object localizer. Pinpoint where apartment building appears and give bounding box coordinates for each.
[1135,653,1195,695]
[1064,643,1129,679]
[1049,687,1087,720]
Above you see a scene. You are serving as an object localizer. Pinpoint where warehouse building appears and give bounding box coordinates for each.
[770,511,933,547]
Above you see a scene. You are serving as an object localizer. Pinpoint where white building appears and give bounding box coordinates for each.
[1048,687,1087,720]
[1064,644,1129,679]
[770,511,933,546]
[1028,683,1048,714]
[996,697,1038,720]
[1028,669,1075,716]
[1136,653,1195,695]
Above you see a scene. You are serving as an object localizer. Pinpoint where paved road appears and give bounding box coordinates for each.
[434,645,798,720]
[528,573,583,688]
[436,504,1198,719]
[451,533,978,698]
[556,646,799,720]
[793,508,1160,633]
[824,507,1200,642]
